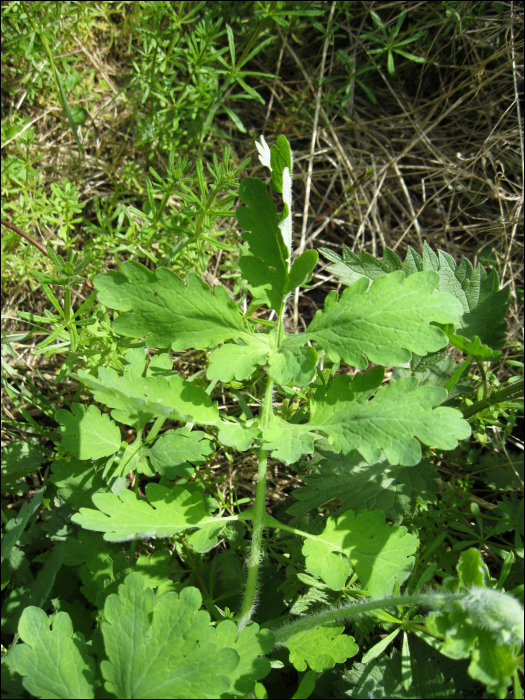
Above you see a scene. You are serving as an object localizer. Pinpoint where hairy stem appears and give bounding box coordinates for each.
[271,593,465,645]
[237,372,275,630]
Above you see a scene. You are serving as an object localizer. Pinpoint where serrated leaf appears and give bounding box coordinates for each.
[204,620,274,695]
[283,625,358,672]
[344,644,458,698]
[264,371,471,466]
[447,333,502,362]
[71,482,226,543]
[55,404,121,461]
[321,243,510,350]
[148,427,214,478]
[100,573,239,698]
[286,271,463,369]
[50,458,109,510]
[78,367,220,426]
[302,509,417,595]
[393,353,474,400]
[288,448,438,524]
[7,607,96,699]
[95,262,248,350]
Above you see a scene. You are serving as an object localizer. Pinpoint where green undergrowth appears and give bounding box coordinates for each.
[2,133,523,699]
[1,2,524,699]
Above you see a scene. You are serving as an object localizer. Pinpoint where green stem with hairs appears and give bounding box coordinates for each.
[237,372,274,630]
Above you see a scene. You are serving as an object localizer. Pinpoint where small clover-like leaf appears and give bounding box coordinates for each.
[302,509,417,596]
[100,573,239,698]
[284,625,358,672]
[55,404,121,461]
[8,607,96,699]
[72,482,226,543]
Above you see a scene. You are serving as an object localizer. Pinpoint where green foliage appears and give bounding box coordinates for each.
[2,133,522,700]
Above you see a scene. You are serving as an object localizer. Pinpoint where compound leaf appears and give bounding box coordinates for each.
[50,457,109,510]
[302,509,417,596]
[284,625,358,672]
[286,271,463,369]
[72,482,225,543]
[7,607,96,699]
[264,371,471,466]
[148,427,214,478]
[77,367,219,426]
[95,262,247,351]
[55,404,121,461]
[320,243,509,350]
[100,573,239,698]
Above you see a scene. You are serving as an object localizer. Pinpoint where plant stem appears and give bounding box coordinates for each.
[237,372,274,630]
[462,378,524,420]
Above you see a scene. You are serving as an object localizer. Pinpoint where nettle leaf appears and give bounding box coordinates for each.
[50,457,109,510]
[207,334,270,382]
[77,367,219,426]
[393,353,474,400]
[288,448,438,524]
[100,573,239,699]
[203,620,274,696]
[302,509,417,596]
[72,482,227,543]
[56,404,121,461]
[237,177,317,310]
[320,242,509,350]
[148,427,214,479]
[7,607,96,699]
[95,262,248,350]
[283,625,358,672]
[264,371,471,466]
[285,271,463,369]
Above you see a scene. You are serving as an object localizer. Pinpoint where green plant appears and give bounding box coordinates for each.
[2,135,523,699]
[360,8,427,76]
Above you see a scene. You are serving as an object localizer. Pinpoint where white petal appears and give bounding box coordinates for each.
[255,134,272,170]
